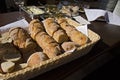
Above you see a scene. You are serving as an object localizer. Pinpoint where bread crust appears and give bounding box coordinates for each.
[57,18,88,45]
[43,18,69,43]
[9,27,38,61]
[29,19,62,58]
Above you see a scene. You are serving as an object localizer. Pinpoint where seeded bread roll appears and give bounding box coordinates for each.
[29,19,62,58]
[43,18,69,43]
[9,27,38,61]
[57,18,88,45]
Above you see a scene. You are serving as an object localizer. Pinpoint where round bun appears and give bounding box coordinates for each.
[27,52,48,67]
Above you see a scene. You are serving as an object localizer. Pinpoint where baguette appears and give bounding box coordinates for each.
[57,18,88,45]
[43,18,69,43]
[29,19,44,40]
[9,27,38,61]
[29,19,62,58]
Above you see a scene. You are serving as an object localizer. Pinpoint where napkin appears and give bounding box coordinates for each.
[76,25,88,36]
[107,11,120,26]
[73,16,90,25]
[72,16,90,36]
[0,19,29,33]
[84,8,120,26]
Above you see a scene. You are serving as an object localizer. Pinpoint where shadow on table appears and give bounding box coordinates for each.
[83,42,120,80]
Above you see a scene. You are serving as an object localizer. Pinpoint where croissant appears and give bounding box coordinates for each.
[57,18,88,45]
[43,18,69,43]
[29,19,62,58]
[9,27,38,61]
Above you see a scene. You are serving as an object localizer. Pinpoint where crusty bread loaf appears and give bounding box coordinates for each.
[57,18,88,45]
[9,27,38,61]
[29,19,62,58]
[43,18,69,43]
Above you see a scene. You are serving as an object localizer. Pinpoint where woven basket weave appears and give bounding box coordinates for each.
[0,29,100,80]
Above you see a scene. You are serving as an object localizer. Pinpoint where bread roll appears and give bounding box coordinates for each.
[29,19,62,58]
[57,18,88,45]
[43,18,69,43]
[9,27,38,61]
[27,52,48,67]
[61,42,77,52]
[1,61,15,73]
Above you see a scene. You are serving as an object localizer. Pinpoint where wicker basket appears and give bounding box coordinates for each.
[0,29,100,80]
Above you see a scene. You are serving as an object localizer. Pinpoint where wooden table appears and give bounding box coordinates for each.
[0,12,120,80]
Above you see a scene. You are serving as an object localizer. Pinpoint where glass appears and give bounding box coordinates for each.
[14,0,25,19]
